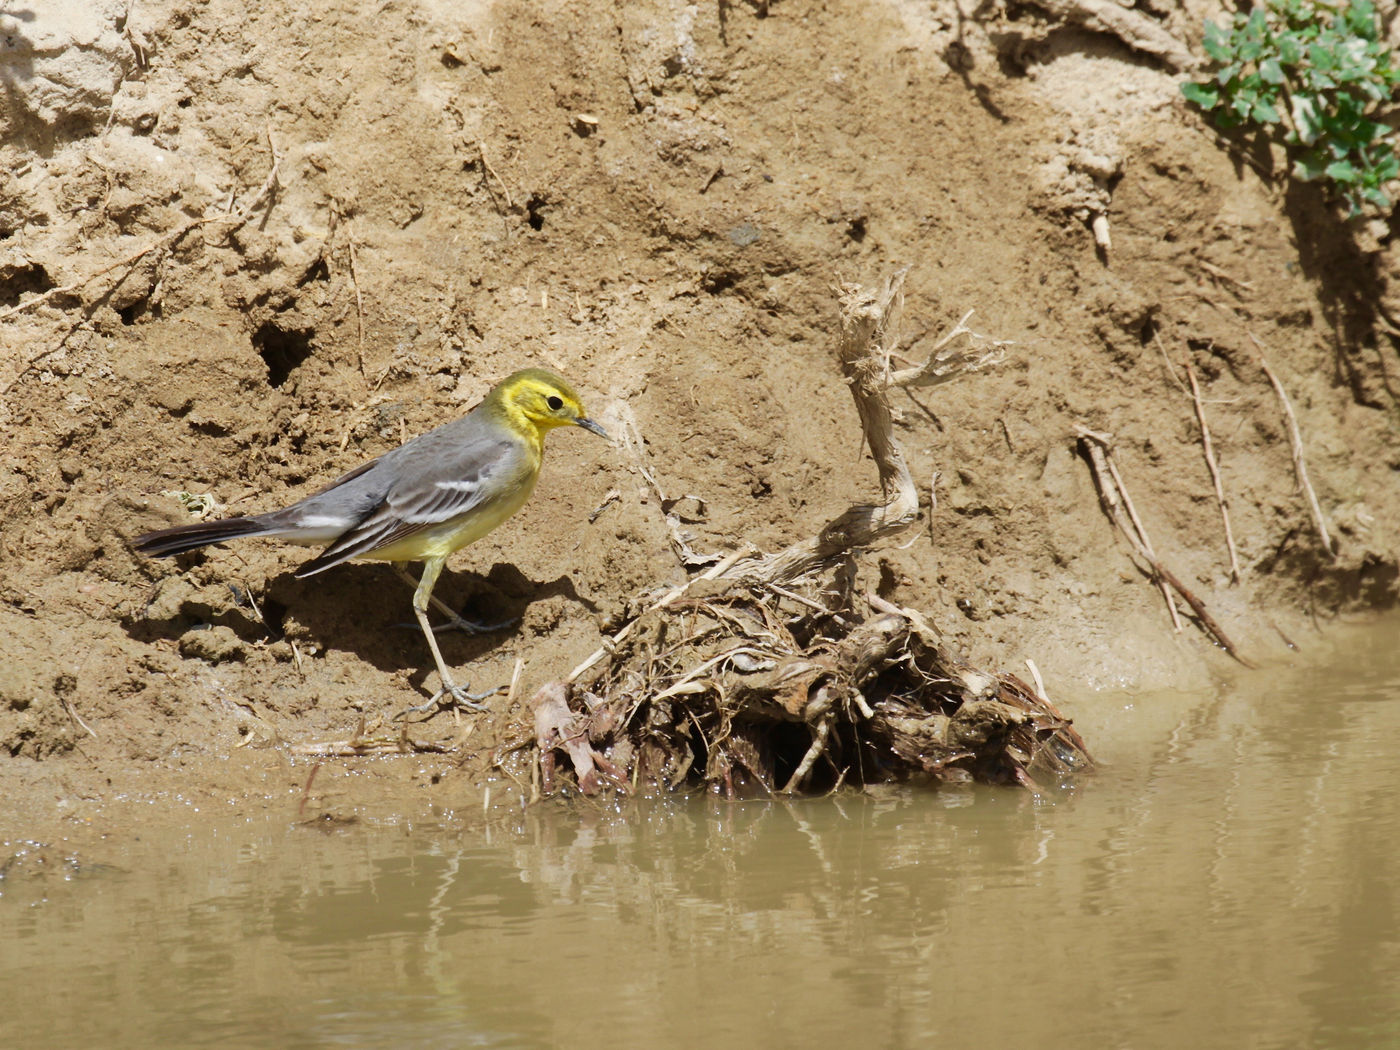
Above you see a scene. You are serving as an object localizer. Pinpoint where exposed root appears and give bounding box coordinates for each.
[513,272,1092,798]
[888,307,1010,390]
[1077,427,1253,667]
[525,586,1091,797]
[1250,332,1336,561]
[1184,359,1242,584]
[292,715,451,756]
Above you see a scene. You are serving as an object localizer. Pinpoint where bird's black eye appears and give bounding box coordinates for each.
[546,395,564,411]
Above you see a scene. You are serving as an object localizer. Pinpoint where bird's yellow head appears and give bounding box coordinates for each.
[491,367,609,441]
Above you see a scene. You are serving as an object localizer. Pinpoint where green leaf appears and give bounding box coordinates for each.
[1309,42,1338,70]
[1180,82,1220,109]
[1216,63,1241,86]
[1259,57,1286,84]
[1203,21,1232,63]
[1325,159,1359,182]
[1343,0,1378,37]
[1324,136,1353,161]
[1363,186,1391,208]
[1253,97,1281,123]
[1294,154,1326,181]
[1291,95,1323,144]
[1370,151,1400,182]
[1351,117,1384,145]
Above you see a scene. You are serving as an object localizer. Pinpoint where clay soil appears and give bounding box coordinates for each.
[3,0,1399,839]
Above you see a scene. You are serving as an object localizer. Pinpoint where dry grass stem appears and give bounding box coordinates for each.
[889,306,1010,390]
[1249,332,1336,560]
[1077,427,1252,666]
[347,223,367,378]
[1185,359,1242,583]
[477,138,515,211]
[618,405,721,569]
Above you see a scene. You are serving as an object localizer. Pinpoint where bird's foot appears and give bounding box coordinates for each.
[430,613,518,636]
[393,682,504,722]
[392,615,518,635]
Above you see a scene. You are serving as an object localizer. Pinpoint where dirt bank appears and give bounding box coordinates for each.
[2,0,1398,836]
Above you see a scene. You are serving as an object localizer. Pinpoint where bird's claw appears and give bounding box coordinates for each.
[393,683,504,722]
[431,614,518,636]
[391,615,518,635]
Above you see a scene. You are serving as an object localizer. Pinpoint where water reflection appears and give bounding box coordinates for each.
[4,621,1400,1049]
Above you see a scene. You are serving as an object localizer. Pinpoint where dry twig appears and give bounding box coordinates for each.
[1184,359,1242,583]
[1248,332,1336,560]
[1077,426,1182,631]
[477,138,514,211]
[1077,427,1252,666]
[889,307,1010,390]
[347,222,367,379]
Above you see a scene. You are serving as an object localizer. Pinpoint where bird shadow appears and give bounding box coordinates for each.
[277,562,597,677]
[129,557,595,687]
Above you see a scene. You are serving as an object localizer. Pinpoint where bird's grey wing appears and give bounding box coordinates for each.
[295,421,527,576]
[259,457,386,536]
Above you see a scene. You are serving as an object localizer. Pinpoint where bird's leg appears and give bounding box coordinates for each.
[392,564,516,635]
[394,557,500,720]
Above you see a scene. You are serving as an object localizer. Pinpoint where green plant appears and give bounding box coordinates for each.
[1181,0,1400,215]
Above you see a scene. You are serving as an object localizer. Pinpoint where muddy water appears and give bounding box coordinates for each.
[5,621,1400,1050]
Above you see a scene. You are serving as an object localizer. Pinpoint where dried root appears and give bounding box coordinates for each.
[517,271,1091,798]
[527,586,1091,797]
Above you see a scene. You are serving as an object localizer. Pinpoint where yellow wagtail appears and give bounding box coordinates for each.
[132,367,608,714]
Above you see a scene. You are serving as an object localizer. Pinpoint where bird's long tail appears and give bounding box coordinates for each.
[131,516,279,558]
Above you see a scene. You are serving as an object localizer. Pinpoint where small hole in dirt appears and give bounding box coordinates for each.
[769,722,815,788]
[118,303,141,326]
[0,261,53,309]
[260,598,288,637]
[701,269,738,295]
[252,321,316,388]
[177,96,192,108]
[846,217,867,243]
[296,256,329,286]
[525,194,546,231]
[1138,317,1156,346]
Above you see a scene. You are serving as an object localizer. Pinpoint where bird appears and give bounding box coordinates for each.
[132,366,609,716]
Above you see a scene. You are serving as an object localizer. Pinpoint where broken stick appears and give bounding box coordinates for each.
[1248,332,1336,560]
[1077,427,1252,666]
[1184,360,1242,583]
[720,269,921,585]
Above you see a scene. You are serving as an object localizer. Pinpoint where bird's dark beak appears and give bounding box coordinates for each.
[576,416,609,439]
